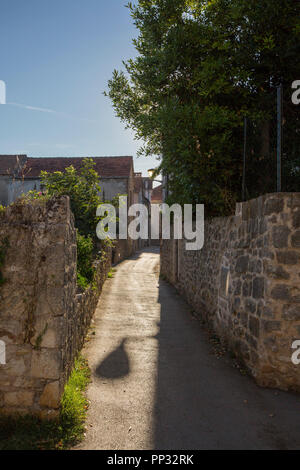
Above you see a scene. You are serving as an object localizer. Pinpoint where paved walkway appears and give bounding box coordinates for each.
[76,247,300,450]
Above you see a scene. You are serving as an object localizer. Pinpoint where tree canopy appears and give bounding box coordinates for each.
[107,0,300,215]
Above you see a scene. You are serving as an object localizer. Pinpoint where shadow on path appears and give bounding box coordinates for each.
[153,278,300,450]
[96,339,130,380]
[77,247,300,450]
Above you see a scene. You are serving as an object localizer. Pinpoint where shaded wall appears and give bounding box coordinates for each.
[0,196,111,417]
[161,193,300,392]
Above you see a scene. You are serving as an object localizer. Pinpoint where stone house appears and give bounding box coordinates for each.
[0,155,136,207]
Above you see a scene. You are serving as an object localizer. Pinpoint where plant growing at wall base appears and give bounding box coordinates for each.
[76,232,95,290]
[0,355,90,450]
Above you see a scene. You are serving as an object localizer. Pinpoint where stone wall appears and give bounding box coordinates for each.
[0,196,111,417]
[161,193,300,392]
[112,239,135,264]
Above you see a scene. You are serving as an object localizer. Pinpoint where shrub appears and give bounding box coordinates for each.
[40,158,102,238]
[0,355,90,450]
[76,233,95,289]
[24,158,116,290]
[40,158,104,289]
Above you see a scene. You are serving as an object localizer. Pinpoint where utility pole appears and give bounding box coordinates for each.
[242,117,247,201]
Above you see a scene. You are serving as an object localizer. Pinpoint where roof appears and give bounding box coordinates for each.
[21,156,133,179]
[151,184,163,203]
[0,155,27,176]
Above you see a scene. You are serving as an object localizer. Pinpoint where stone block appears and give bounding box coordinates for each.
[271,285,290,301]
[245,299,256,314]
[252,277,265,299]
[31,317,64,349]
[31,350,61,379]
[235,255,249,273]
[277,250,300,265]
[293,210,300,229]
[240,311,248,328]
[249,316,260,338]
[234,280,242,295]
[242,281,252,297]
[5,357,27,377]
[263,335,279,352]
[265,263,290,280]
[40,381,61,409]
[282,305,300,321]
[272,226,290,248]
[261,248,275,259]
[291,230,300,248]
[264,198,284,215]
[262,320,281,333]
[259,219,268,235]
[4,391,34,407]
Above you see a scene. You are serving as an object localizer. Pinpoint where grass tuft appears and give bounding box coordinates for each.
[107,269,114,279]
[0,355,90,450]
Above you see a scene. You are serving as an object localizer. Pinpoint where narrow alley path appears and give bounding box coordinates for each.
[76,247,300,450]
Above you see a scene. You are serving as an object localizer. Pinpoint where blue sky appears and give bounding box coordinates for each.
[0,0,159,175]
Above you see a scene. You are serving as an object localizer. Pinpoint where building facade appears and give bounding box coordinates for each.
[0,155,136,207]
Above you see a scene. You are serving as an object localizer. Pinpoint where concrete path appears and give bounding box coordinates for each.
[76,247,300,450]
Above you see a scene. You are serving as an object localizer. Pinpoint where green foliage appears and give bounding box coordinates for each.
[40,158,105,289]
[60,355,91,440]
[23,190,50,203]
[107,0,300,215]
[41,158,101,238]
[76,232,95,290]
[0,355,90,450]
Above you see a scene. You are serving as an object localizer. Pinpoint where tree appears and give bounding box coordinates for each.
[41,158,103,289]
[41,158,102,238]
[106,0,300,215]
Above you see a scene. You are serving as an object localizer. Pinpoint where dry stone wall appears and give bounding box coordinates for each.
[0,196,111,417]
[161,193,300,392]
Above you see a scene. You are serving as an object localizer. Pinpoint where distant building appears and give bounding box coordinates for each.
[151,184,163,205]
[150,184,163,246]
[133,172,153,205]
[133,172,153,250]
[0,155,135,207]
